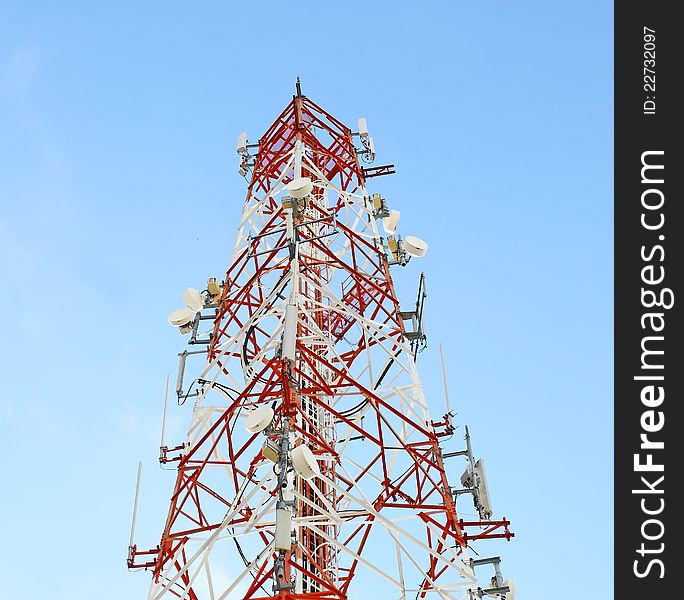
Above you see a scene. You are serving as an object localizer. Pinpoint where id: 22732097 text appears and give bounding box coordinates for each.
[643,27,656,115]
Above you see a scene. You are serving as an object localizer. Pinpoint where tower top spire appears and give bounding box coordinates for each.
[295,75,302,97]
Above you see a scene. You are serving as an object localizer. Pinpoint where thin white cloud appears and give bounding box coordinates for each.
[0,399,16,423]
[1,42,45,94]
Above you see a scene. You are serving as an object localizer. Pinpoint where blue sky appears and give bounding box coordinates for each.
[0,2,612,598]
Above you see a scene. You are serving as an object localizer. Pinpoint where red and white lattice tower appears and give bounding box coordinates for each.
[128,82,514,600]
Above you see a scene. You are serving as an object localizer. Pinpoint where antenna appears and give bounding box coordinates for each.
[182,288,204,313]
[237,131,257,176]
[454,427,495,520]
[355,117,375,162]
[286,176,313,198]
[160,375,170,450]
[404,235,429,257]
[296,76,302,97]
[291,444,320,480]
[244,405,275,434]
[167,307,195,334]
[168,288,206,334]
[475,458,493,518]
[128,461,143,549]
[366,136,376,161]
[236,131,248,154]
[439,343,452,413]
[382,209,400,234]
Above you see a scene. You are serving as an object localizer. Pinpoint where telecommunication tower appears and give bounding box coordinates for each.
[128,81,515,600]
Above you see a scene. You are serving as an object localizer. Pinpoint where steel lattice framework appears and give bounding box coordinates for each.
[129,87,513,600]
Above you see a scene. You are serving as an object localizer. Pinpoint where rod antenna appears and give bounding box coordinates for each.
[160,375,170,448]
[129,461,143,548]
[440,343,452,413]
